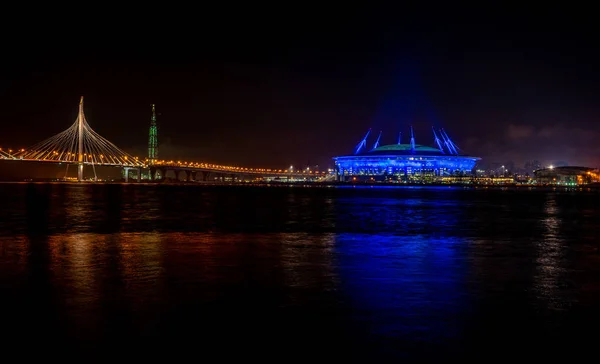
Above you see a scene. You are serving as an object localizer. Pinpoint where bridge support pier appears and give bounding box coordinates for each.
[137,168,141,182]
[123,167,132,183]
[185,170,194,182]
[77,163,84,182]
[150,167,163,181]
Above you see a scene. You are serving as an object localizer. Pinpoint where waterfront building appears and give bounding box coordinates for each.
[534,166,600,185]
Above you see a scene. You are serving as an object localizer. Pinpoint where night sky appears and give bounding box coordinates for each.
[1,7,599,172]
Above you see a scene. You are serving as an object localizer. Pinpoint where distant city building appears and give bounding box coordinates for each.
[534,166,600,185]
[333,127,480,182]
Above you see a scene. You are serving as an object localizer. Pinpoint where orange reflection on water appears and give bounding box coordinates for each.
[278,232,338,301]
[0,235,29,278]
[153,232,338,307]
[118,232,165,309]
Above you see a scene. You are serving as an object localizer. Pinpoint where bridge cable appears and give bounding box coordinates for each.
[14,99,144,167]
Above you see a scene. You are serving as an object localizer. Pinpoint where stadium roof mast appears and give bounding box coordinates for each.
[371,130,382,150]
[441,129,460,155]
[438,129,457,155]
[432,127,445,154]
[354,129,371,155]
[439,130,451,154]
[410,126,416,153]
[397,132,401,145]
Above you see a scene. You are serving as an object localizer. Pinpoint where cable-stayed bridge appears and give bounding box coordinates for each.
[0,97,330,182]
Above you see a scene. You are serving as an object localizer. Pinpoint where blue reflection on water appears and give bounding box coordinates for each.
[332,193,471,359]
[336,185,464,190]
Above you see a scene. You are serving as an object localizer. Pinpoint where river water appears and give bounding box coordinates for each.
[1,183,599,361]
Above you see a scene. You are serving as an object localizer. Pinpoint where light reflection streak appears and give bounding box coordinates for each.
[534,194,569,311]
[119,232,165,309]
[47,233,103,340]
[278,232,338,303]
[334,233,469,349]
[43,231,167,340]
[63,185,92,230]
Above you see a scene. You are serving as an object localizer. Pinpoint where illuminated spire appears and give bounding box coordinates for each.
[432,127,445,153]
[441,129,460,155]
[148,104,159,164]
[439,129,449,153]
[410,125,416,152]
[372,130,382,150]
[354,129,371,155]
[397,132,401,145]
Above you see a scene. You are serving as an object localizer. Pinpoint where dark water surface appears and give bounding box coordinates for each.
[1,183,600,362]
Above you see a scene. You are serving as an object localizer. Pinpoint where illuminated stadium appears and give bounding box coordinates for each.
[333,127,481,182]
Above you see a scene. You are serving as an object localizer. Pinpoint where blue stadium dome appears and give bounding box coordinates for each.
[362,144,446,155]
[333,128,481,182]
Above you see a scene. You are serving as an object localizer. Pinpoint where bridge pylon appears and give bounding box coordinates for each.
[78,96,84,181]
[14,96,144,181]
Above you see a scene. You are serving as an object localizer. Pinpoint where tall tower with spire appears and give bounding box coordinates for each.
[148,104,158,164]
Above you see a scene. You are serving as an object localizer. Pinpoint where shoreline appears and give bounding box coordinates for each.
[1,180,600,190]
